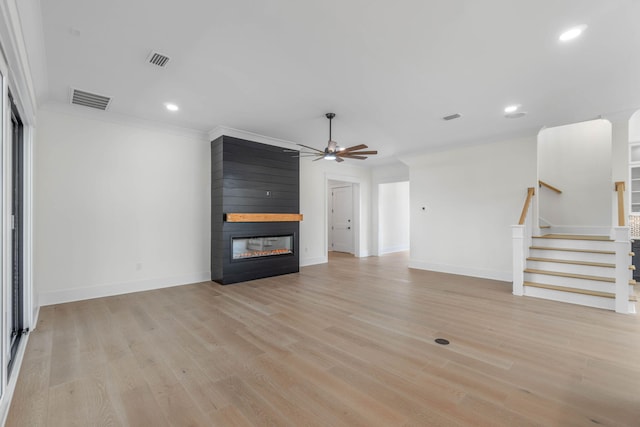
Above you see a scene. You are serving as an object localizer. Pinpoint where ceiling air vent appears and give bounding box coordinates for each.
[147,51,170,67]
[70,88,111,110]
[443,113,462,121]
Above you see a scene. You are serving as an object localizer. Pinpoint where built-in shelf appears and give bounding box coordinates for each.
[224,213,303,222]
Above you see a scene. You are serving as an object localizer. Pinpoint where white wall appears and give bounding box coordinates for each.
[404,136,537,281]
[538,119,612,228]
[379,181,409,254]
[35,107,210,305]
[629,110,640,143]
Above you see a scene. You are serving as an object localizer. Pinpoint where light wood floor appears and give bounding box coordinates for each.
[7,252,640,426]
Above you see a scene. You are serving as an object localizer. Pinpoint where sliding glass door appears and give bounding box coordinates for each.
[8,92,23,374]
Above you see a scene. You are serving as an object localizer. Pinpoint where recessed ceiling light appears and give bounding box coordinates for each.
[504,105,520,114]
[559,25,587,42]
[165,103,179,112]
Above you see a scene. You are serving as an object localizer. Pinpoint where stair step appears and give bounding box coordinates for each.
[524,282,614,298]
[524,268,613,283]
[531,237,615,251]
[529,246,615,255]
[524,269,636,286]
[524,282,637,301]
[533,234,613,242]
[526,257,614,268]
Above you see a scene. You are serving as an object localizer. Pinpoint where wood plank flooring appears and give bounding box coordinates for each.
[7,252,640,426]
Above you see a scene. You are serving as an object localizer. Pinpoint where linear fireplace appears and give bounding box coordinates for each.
[232,235,294,260]
[211,135,301,285]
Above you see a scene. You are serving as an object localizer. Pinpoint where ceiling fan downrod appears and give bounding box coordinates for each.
[326,113,337,153]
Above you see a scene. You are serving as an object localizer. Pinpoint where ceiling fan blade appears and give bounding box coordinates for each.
[340,155,367,160]
[297,143,324,153]
[339,150,377,156]
[283,149,299,153]
[312,156,325,162]
[335,157,344,162]
[341,144,368,152]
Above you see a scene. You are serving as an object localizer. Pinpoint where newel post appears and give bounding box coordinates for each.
[512,225,525,296]
[612,226,631,314]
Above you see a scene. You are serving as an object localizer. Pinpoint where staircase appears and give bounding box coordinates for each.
[522,234,637,313]
[513,184,637,314]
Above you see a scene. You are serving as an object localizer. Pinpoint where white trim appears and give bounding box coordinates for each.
[38,272,211,306]
[0,328,29,426]
[523,287,615,311]
[30,305,39,333]
[0,46,10,406]
[0,0,37,121]
[408,259,512,283]
[0,1,38,418]
[40,103,207,140]
[325,173,367,258]
[539,225,611,235]
[22,124,34,329]
[379,245,409,255]
[208,125,298,149]
[300,256,327,267]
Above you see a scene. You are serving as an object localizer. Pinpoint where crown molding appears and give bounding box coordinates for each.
[208,125,298,149]
[41,103,208,140]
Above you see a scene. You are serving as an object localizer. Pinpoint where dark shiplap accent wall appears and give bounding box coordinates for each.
[211,136,300,284]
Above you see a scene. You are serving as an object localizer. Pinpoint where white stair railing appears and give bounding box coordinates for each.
[613,227,632,314]
[512,187,535,296]
[613,182,633,314]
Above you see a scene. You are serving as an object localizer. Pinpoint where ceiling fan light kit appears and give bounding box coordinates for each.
[292,113,378,162]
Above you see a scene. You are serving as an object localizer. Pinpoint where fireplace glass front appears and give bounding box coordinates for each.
[232,235,294,260]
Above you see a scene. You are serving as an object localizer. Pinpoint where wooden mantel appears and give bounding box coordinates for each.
[224,213,303,222]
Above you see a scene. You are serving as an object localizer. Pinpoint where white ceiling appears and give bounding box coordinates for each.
[28,0,640,162]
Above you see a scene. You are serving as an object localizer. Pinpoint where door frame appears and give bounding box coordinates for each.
[0,0,37,420]
[324,173,363,258]
[329,182,354,254]
[7,91,23,374]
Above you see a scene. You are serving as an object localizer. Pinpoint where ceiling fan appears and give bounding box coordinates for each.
[292,113,378,162]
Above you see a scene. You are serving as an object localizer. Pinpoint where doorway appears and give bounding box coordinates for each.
[329,182,354,254]
[8,92,24,375]
[378,181,410,255]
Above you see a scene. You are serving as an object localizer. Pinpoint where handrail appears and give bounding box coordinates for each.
[538,180,562,194]
[614,181,625,226]
[518,187,535,225]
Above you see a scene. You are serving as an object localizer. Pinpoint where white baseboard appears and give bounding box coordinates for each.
[380,245,409,255]
[300,256,327,267]
[38,272,211,306]
[31,305,40,331]
[408,259,511,283]
[356,250,370,258]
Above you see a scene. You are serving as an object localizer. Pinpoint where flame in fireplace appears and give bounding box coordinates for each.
[234,248,292,259]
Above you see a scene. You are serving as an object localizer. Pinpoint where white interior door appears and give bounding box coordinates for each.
[330,185,354,253]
